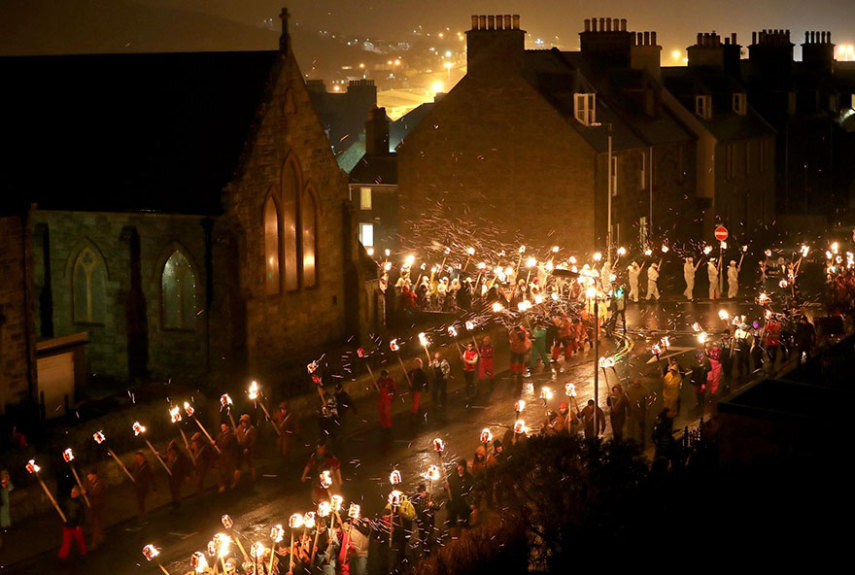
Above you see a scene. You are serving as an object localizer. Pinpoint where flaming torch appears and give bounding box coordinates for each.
[480,428,492,446]
[221,514,249,562]
[269,525,284,575]
[418,332,432,364]
[191,551,209,574]
[220,394,237,430]
[213,533,233,574]
[387,490,403,547]
[514,399,525,419]
[287,514,303,575]
[565,383,581,412]
[330,494,343,532]
[62,448,91,507]
[133,421,172,476]
[312,502,332,566]
[651,344,662,362]
[169,405,195,464]
[142,544,171,575]
[93,430,135,482]
[247,381,280,437]
[26,459,66,522]
[426,464,441,501]
[464,247,475,271]
[250,542,265,575]
[432,437,445,468]
[184,402,221,453]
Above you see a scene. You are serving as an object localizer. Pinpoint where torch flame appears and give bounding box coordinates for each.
[270,524,285,542]
[348,503,361,520]
[317,501,331,517]
[302,512,316,530]
[388,490,402,507]
[251,542,266,559]
[133,421,146,436]
[404,254,415,267]
[289,514,304,529]
[467,247,475,256]
[93,431,105,444]
[389,470,402,485]
[26,459,40,474]
[433,438,445,453]
[565,384,576,397]
[541,387,553,401]
[617,246,627,256]
[465,320,475,331]
[62,448,74,463]
[526,256,537,268]
[191,551,209,572]
[331,494,344,512]
[184,401,195,417]
[426,465,441,481]
[719,310,730,320]
[593,252,602,262]
[142,544,160,561]
[220,394,233,407]
[319,470,333,489]
[389,339,399,352]
[480,428,492,443]
[491,302,504,312]
[447,326,458,337]
[170,406,182,423]
[221,514,234,529]
[418,332,430,347]
[514,399,525,413]
[513,420,526,434]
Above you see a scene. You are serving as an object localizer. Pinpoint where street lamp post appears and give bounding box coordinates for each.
[606,123,613,263]
[586,285,600,436]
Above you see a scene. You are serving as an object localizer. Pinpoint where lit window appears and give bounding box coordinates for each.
[360,187,372,210]
[72,244,106,324]
[360,223,374,247]
[302,187,318,288]
[264,195,280,295]
[733,93,747,116]
[574,93,597,126]
[162,250,197,330]
[282,157,300,291]
[695,95,712,120]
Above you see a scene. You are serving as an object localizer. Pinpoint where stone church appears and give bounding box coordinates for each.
[0,10,374,418]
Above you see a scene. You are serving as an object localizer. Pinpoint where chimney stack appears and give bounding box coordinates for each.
[365,107,389,155]
[467,14,525,76]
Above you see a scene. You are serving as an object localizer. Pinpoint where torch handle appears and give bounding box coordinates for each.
[145,439,173,477]
[396,354,413,388]
[365,363,379,392]
[70,464,91,508]
[471,336,481,359]
[108,449,136,483]
[389,507,395,548]
[179,428,196,465]
[157,563,171,575]
[228,411,237,431]
[37,476,67,523]
[424,347,432,365]
[258,401,282,437]
[310,527,321,567]
[233,534,249,562]
[194,417,221,454]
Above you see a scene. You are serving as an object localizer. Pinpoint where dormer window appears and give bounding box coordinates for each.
[574,93,597,126]
[733,93,747,116]
[695,95,712,120]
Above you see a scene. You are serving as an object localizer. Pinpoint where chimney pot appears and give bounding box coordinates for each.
[487,15,494,30]
[827,31,832,43]
[471,15,478,30]
[479,15,487,29]
[584,18,591,32]
[513,14,520,29]
[725,37,730,45]
[644,31,650,46]
[504,15,512,29]
[697,33,703,46]
[731,32,737,44]
[599,18,605,31]
[651,31,657,46]
[606,17,612,32]
[752,31,757,44]
[621,18,627,32]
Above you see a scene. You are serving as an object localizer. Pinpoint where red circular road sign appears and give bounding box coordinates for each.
[714,226,728,241]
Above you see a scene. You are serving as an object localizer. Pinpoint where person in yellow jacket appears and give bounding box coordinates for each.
[662,358,683,415]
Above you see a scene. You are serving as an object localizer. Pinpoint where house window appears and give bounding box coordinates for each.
[360,223,375,247]
[264,195,280,295]
[695,95,712,120]
[574,93,596,126]
[610,156,618,196]
[72,245,106,324]
[282,158,300,291]
[162,250,197,330]
[733,93,747,116]
[302,187,318,288]
[360,187,372,210]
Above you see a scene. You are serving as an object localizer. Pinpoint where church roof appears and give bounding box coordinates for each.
[0,50,279,215]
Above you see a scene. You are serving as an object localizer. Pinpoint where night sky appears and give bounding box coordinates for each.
[2,0,853,59]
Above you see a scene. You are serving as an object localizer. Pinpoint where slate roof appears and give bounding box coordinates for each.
[661,65,775,141]
[349,152,397,186]
[0,50,279,215]
[520,49,694,153]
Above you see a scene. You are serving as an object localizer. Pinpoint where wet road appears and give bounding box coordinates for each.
[6,298,786,575]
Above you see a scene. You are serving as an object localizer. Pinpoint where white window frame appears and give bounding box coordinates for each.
[695,95,712,120]
[610,156,618,197]
[574,93,597,126]
[733,93,747,116]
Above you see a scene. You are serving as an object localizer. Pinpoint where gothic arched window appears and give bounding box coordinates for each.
[282,157,300,291]
[72,245,107,324]
[161,249,197,330]
[302,186,319,287]
[264,194,281,295]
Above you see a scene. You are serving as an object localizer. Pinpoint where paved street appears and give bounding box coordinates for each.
[1,297,793,575]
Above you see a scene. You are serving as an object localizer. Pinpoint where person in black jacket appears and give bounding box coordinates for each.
[57,486,86,560]
[408,358,429,430]
[445,458,474,538]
